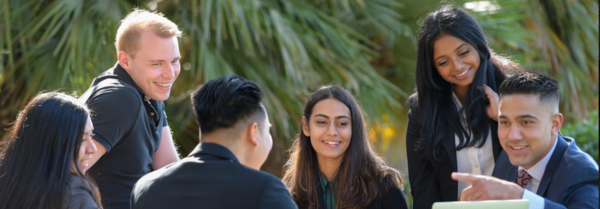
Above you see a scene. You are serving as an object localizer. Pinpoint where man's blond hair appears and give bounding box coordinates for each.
[115,9,182,58]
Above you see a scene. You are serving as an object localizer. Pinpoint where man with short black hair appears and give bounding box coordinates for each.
[452,72,599,209]
[131,75,298,209]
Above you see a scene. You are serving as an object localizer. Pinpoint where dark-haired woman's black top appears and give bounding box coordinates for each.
[405,95,502,209]
[297,178,408,209]
[63,174,101,209]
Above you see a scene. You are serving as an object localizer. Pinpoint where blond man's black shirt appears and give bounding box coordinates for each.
[79,62,168,209]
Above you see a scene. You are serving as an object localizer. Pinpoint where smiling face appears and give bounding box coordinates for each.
[433,33,481,90]
[303,98,352,164]
[122,30,181,101]
[75,116,97,173]
[498,94,562,169]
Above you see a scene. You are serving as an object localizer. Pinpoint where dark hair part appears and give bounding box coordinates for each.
[499,72,559,105]
[413,6,519,161]
[283,85,403,209]
[0,92,101,209]
[191,75,264,134]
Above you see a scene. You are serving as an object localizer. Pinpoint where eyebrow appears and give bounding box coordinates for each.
[434,44,468,62]
[498,114,538,120]
[149,57,181,62]
[313,114,350,120]
[516,114,538,120]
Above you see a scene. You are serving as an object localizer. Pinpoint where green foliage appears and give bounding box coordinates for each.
[561,110,599,163]
[0,0,598,185]
[0,0,413,176]
[466,0,599,122]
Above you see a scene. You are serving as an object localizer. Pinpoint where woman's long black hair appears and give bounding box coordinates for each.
[0,92,101,208]
[413,6,518,161]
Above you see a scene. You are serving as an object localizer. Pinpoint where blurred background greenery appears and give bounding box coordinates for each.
[1,0,598,208]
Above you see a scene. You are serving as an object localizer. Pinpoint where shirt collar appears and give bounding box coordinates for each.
[113,62,147,98]
[519,135,559,180]
[188,143,239,163]
[318,172,334,188]
[452,92,469,123]
[452,92,463,109]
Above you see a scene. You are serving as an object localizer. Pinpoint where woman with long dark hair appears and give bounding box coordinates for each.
[283,85,408,209]
[0,92,102,209]
[406,6,520,209]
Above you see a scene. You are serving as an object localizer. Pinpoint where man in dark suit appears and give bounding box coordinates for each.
[131,75,298,209]
[452,72,598,209]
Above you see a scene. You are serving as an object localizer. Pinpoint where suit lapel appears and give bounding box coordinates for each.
[493,151,518,182]
[507,165,518,182]
[443,130,458,170]
[442,128,460,200]
[536,136,568,196]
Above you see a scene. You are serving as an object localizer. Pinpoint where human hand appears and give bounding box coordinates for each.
[482,85,499,121]
[452,172,524,201]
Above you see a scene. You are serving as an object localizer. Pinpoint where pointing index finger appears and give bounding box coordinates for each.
[452,172,482,185]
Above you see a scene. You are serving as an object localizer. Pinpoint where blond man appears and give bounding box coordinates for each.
[79,9,181,209]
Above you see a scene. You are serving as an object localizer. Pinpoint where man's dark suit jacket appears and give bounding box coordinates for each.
[297,178,409,209]
[493,135,599,209]
[405,95,503,209]
[131,143,298,209]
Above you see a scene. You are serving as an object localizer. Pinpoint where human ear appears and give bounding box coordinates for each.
[247,122,260,147]
[551,113,563,135]
[302,116,310,137]
[117,51,130,70]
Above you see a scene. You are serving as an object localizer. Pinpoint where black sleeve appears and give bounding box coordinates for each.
[405,102,442,209]
[86,87,141,152]
[130,180,146,209]
[257,175,299,209]
[380,186,409,209]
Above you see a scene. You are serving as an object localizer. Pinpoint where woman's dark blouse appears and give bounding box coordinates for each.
[63,175,100,209]
[297,175,409,209]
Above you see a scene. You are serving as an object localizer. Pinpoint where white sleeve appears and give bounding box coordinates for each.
[522,189,545,209]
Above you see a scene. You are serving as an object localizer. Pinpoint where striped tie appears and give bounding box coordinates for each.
[517,169,533,188]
